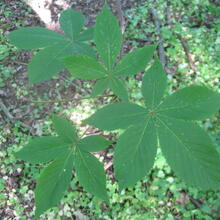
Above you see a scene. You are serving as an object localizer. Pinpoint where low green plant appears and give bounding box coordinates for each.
[9,3,220,218]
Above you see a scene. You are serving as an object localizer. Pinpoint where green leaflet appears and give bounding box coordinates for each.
[157,115,220,189]
[142,58,167,109]
[94,5,122,70]
[110,77,129,101]
[8,9,95,84]
[158,86,220,120]
[114,119,157,190]
[61,55,107,79]
[78,27,94,41]
[28,43,72,84]
[8,26,68,49]
[59,9,85,40]
[75,148,108,201]
[86,58,220,190]
[35,150,74,218]
[15,136,70,164]
[91,78,110,97]
[77,135,112,152]
[52,115,77,143]
[71,41,96,58]
[85,102,148,131]
[114,45,156,76]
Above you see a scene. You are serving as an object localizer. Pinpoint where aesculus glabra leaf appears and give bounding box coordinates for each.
[61,4,156,100]
[86,58,220,190]
[16,116,111,218]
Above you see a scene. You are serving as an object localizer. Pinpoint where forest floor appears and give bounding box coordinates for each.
[1,0,220,219]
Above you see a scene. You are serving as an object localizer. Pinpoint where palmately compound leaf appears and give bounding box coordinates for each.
[59,9,85,40]
[114,45,156,77]
[35,150,74,218]
[61,55,107,79]
[157,115,220,189]
[75,148,108,201]
[8,26,68,49]
[158,86,220,120]
[28,43,72,84]
[61,4,155,100]
[17,115,110,218]
[86,58,220,190]
[77,135,112,152]
[114,119,157,190]
[141,58,167,109]
[52,115,78,143]
[85,102,147,131]
[8,9,95,84]
[94,5,122,70]
[15,136,71,164]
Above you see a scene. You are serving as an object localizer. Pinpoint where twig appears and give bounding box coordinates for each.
[176,33,196,73]
[0,99,14,121]
[148,8,166,68]
[30,94,115,104]
[115,0,126,34]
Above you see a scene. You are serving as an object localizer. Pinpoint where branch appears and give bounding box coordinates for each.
[115,0,126,34]
[30,94,115,104]
[148,8,166,68]
[176,33,196,73]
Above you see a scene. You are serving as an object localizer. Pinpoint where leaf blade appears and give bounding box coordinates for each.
[142,58,167,109]
[84,102,147,131]
[158,86,220,120]
[157,115,220,189]
[35,151,74,217]
[15,136,70,164]
[114,118,157,190]
[59,9,85,40]
[94,5,122,70]
[114,45,156,76]
[110,77,129,101]
[28,43,72,84]
[78,27,94,41]
[91,78,110,97]
[8,26,68,49]
[61,55,107,80]
[52,115,77,144]
[77,135,112,152]
[75,148,108,201]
